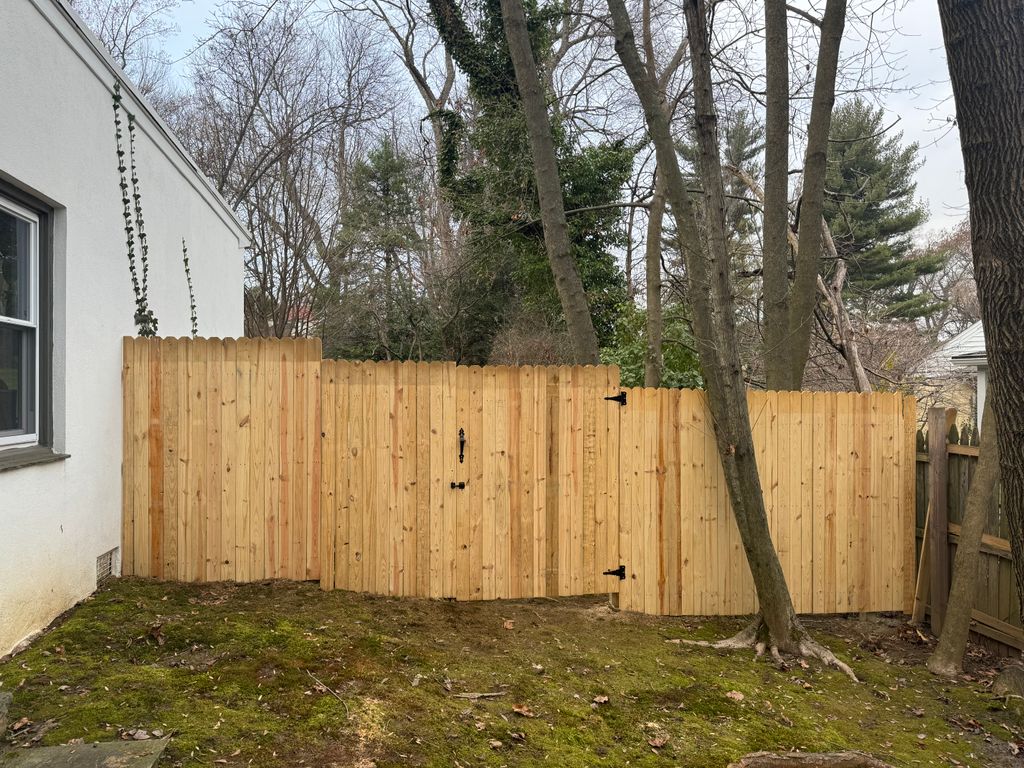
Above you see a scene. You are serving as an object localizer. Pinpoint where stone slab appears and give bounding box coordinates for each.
[0,738,169,768]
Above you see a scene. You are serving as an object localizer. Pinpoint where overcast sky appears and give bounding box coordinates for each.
[162,0,968,238]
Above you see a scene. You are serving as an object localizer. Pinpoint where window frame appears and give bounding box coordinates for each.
[0,194,40,448]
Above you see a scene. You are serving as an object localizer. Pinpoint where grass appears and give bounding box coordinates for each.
[0,579,1020,767]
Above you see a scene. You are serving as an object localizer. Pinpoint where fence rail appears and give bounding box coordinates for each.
[123,337,916,617]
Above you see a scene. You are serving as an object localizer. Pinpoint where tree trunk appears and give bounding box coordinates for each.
[499,0,601,364]
[928,395,998,676]
[645,171,666,387]
[762,0,791,391]
[816,238,871,392]
[786,0,846,388]
[609,0,805,653]
[938,0,1024,622]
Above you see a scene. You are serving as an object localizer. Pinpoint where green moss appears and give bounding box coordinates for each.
[0,580,1019,767]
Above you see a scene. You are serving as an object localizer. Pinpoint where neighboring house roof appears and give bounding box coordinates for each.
[918,320,986,378]
[36,0,250,246]
[946,321,988,368]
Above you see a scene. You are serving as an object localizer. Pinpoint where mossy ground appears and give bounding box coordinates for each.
[0,579,1020,767]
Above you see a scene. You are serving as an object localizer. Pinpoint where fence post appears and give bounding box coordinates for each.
[927,406,956,635]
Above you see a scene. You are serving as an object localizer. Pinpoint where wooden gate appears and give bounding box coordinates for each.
[617,389,917,616]
[319,360,624,600]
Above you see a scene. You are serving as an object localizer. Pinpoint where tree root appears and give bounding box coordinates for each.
[797,635,858,682]
[727,750,894,767]
[681,615,859,682]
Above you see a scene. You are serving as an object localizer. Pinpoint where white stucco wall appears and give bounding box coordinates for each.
[0,0,246,655]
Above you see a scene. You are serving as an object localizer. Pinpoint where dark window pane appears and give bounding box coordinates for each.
[0,324,34,435]
[0,208,31,321]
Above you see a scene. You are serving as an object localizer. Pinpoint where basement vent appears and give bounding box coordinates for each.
[96,548,119,584]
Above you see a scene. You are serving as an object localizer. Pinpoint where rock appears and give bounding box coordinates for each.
[993,666,1024,697]
[1,738,170,768]
[0,690,12,738]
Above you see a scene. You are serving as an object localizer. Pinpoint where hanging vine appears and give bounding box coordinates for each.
[181,239,198,337]
[112,80,158,336]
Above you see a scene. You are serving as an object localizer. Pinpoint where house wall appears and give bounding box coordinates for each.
[0,0,246,655]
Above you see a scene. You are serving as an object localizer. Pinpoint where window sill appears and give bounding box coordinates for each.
[0,446,70,473]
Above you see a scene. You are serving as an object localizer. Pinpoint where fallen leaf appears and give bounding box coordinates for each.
[512,704,535,718]
[648,735,669,748]
[488,739,503,749]
[725,690,744,702]
[502,620,515,630]
[593,695,609,705]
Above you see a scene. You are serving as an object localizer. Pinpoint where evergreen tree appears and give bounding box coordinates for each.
[823,99,939,320]
[429,0,633,355]
[325,138,438,360]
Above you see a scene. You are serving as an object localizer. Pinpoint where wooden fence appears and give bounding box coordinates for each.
[121,337,322,582]
[914,411,1022,652]
[123,337,917,616]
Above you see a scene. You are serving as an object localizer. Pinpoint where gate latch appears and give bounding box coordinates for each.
[450,481,466,490]
[603,564,626,580]
[604,391,627,406]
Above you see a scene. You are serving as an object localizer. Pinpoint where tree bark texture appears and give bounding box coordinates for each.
[761,0,792,391]
[786,0,846,388]
[938,0,1024,621]
[645,171,666,387]
[770,0,843,391]
[499,0,601,364]
[928,397,999,676]
[609,0,801,649]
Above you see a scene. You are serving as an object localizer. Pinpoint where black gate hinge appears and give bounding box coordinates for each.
[604,391,627,406]
[603,564,626,580]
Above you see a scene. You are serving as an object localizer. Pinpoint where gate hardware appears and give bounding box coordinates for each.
[450,481,466,490]
[458,428,466,464]
[604,391,627,406]
[603,565,626,580]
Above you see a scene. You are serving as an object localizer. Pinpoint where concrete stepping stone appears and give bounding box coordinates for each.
[1,738,169,767]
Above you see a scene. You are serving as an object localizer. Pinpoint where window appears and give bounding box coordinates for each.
[0,195,39,447]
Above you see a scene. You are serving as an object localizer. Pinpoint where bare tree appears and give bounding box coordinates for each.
[608,0,855,673]
[764,0,847,390]
[68,0,179,96]
[174,1,393,338]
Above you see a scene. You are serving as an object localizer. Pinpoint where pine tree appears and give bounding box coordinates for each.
[823,99,939,320]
